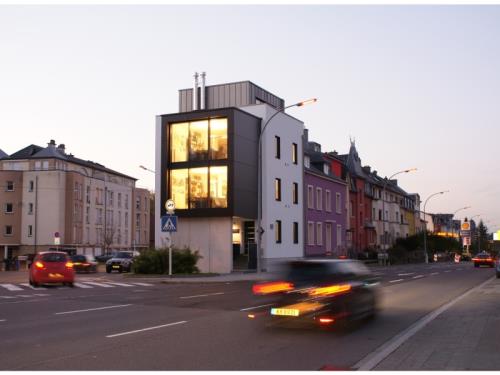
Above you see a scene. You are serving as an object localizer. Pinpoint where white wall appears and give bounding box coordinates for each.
[155,115,163,249]
[239,104,304,270]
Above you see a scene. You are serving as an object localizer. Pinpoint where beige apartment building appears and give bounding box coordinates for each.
[0,141,151,262]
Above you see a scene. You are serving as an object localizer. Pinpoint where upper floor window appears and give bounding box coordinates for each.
[28,203,33,215]
[307,222,315,245]
[4,203,13,214]
[275,178,281,201]
[304,156,310,168]
[293,222,299,244]
[275,136,281,159]
[4,225,13,236]
[292,143,298,165]
[323,164,330,175]
[6,181,14,191]
[292,183,298,204]
[325,190,331,212]
[275,220,282,244]
[307,185,314,209]
[316,187,322,210]
[336,193,341,214]
[29,180,34,192]
[170,118,228,163]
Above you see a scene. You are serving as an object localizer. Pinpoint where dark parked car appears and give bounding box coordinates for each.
[106,251,134,273]
[95,253,115,263]
[472,252,495,268]
[248,259,380,329]
[71,254,98,273]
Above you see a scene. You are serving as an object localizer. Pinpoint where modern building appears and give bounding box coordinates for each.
[155,78,305,273]
[303,135,348,258]
[0,140,150,262]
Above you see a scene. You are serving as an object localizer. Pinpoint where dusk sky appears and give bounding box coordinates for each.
[1,5,499,230]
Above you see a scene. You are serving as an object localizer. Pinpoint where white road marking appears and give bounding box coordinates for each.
[1,284,24,291]
[33,293,50,297]
[106,321,187,338]
[19,283,47,290]
[412,275,425,279]
[430,272,439,276]
[353,276,495,371]
[130,282,154,287]
[372,272,386,276]
[398,273,415,276]
[82,282,115,288]
[240,303,274,312]
[180,292,224,299]
[456,268,463,271]
[74,283,94,289]
[55,304,132,315]
[389,279,404,283]
[0,319,6,322]
[445,270,452,273]
[17,295,34,298]
[104,282,134,287]
[0,296,16,299]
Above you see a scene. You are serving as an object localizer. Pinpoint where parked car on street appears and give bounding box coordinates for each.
[472,252,495,268]
[106,251,134,273]
[95,253,115,263]
[248,259,380,330]
[29,251,75,287]
[70,254,98,273]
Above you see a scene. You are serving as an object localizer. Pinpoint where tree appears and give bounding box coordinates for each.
[103,225,117,254]
[476,220,489,253]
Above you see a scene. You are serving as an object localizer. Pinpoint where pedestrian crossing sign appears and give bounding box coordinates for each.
[161,215,177,232]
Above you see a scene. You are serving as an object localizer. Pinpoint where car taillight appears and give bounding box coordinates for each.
[83,262,90,266]
[308,284,352,297]
[35,261,45,269]
[319,317,335,324]
[65,262,74,268]
[252,281,294,295]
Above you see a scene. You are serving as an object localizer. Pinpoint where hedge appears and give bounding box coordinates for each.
[133,247,202,274]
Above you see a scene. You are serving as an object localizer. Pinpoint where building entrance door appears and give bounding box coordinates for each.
[325,223,332,255]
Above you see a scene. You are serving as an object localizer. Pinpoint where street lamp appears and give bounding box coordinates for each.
[381,168,417,253]
[423,190,449,264]
[256,98,318,273]
[450,206,471,239]
[139,165,155,174]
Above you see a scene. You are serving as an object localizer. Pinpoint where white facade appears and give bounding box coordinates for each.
[240,104,305,271]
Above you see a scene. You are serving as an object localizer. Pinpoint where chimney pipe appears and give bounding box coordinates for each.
[193,72,199,110]
[200,72,206,110]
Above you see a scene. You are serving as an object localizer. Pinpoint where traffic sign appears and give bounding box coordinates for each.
[161,215,178,232]
[54,231,60,238]
[461,222,470,231]
[165,199,175,214]
[463,237,471,246]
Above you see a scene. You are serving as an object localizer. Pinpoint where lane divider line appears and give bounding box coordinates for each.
[389,279,404,283]
[0,319,6,322]
[55,304,132,315]
[240,303,274,312]
[104,282,134,287]
[430,273,439,276]
[412,275,424,279]
[130,282,154,287]
[180,292,224,299]
[106,321,187,338]
[353,276,495,371]
[398,273,415,276]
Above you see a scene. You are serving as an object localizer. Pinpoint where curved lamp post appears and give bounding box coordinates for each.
[450,206,471,239]
[256,98,317,273]
[139,165,155,174]
[423,190,449,263]
[381,168,417,252]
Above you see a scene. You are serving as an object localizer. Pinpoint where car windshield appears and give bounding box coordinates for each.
[115,252,132,259]
[40,253,67,262]
[285,262,330,283]
[71,255,86,262]
[477,253,490,259]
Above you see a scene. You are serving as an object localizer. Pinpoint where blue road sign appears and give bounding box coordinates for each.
[161,215,178,232]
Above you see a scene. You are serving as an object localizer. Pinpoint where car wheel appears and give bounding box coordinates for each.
[118,267,123,273]
[66,282,74,288]
[474,264,479,268]
[32,280,40,287]
[106,267,111,273]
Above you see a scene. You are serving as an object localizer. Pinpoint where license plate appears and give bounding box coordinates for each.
[271,308,300,317]
[112,265,120,269]
[48,273,63,278]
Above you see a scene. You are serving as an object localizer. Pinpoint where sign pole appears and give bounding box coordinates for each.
[163,199,176,277]
[169,234,172,276]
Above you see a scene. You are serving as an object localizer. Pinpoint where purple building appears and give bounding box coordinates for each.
[303,134,348,258]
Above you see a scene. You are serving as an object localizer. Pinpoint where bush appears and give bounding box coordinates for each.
[133,247,202,274]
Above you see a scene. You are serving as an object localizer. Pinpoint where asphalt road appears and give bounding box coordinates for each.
[0,262,495,370]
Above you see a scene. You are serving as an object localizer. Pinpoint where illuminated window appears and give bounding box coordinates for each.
[189,120,209,161]
[189,167,208,208]
[170,122,189,162]
[170,169,189,209]
[210,166,227,208]
[209,118,228,160]
[275,178,281,201]
[275,220,282,243]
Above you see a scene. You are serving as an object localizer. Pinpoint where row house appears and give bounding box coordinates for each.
[0,141,151,262]
[303,133,348,258]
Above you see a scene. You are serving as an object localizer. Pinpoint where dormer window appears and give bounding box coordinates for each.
[304,156,310,168]
[323,164,330,175]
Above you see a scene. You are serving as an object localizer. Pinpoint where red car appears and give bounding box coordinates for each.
[29,251,75,287]
[472,252,495,268]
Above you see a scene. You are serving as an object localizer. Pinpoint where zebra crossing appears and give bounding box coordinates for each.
[0,281,154,292]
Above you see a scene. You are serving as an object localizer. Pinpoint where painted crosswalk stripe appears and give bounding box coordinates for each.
[82,282,114,288]
[130,282,154,287]
[1,284,24,291]
[104,282,134,287]
[74,282,94,289]
[19,283,47,290]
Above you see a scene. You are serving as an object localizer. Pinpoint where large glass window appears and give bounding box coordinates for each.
[209,166,228,208]
[189,120,209,161]
[170,122,189,162]
[209,118,228,160]
[170,169,188,209]
[189,167,208,208]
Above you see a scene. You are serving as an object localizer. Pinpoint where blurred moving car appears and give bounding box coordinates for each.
[106,251,134,273]
[29,251,75,287]
[71,254,98,273]
[248,259,380,329]
[496,257,500,278]
[472,252,495,268]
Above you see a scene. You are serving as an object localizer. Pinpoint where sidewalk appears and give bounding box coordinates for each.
[374,276,500,371]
